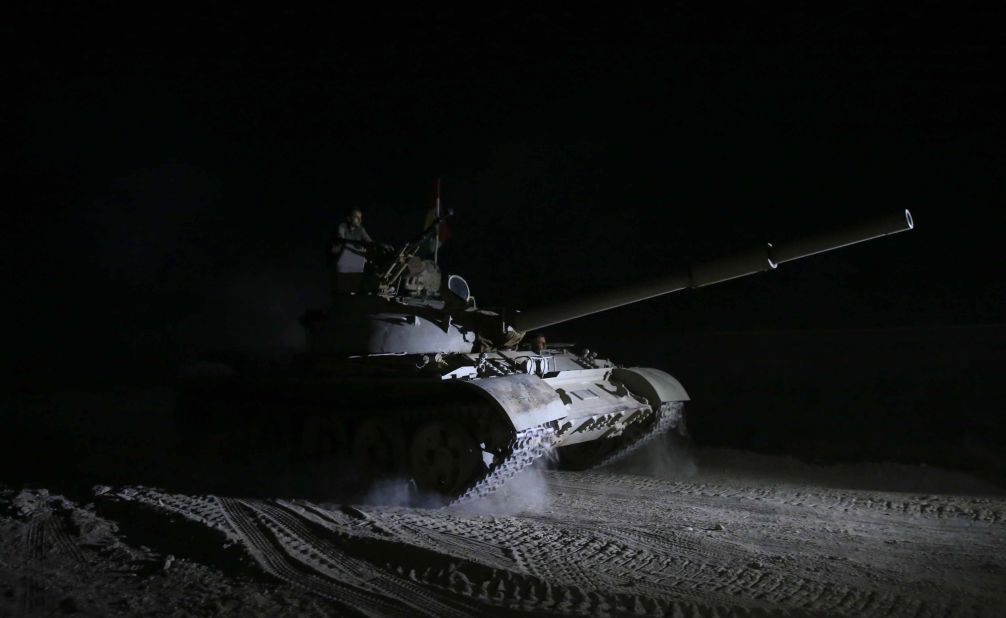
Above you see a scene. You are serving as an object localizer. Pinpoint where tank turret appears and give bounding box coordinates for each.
[304,210,914,355]
[181,209,914,504]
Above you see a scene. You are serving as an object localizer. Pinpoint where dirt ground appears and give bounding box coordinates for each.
[3,442,1004,617]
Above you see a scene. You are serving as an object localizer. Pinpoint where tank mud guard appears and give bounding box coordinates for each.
[610,367,690,407]
[450,374,568,431]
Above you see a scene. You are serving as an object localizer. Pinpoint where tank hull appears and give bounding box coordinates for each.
[175,353,689,502]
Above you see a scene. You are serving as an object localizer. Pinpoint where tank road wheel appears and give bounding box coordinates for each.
[410,421,482,496]
[352,419,407,476]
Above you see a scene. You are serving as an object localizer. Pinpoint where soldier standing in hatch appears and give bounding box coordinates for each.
[329,208,373,294]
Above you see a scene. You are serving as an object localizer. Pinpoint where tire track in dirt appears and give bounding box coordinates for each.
[515,516,919,615]
[555,472,1006,523]
[298,501,523,572]
[109,489,796,616]
[47,508,88,566]
[114,489,488,616]
[19,515,47,616]
[539,477,993,615]
[541,472,1000,616]
[238,500,680,616]
[114,489,405,616]
[105,481,1003,617]
[217,497,419,617]
[10,493,91,617]
[516,510,787,608]
[247,499,481,617]
[305,505,858,616]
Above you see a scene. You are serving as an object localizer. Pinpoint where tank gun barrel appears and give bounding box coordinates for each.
[510,209,914,333]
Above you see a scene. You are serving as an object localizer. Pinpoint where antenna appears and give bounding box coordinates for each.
[434,178,442,265]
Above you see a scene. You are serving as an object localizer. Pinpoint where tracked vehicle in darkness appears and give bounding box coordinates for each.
[180,210,914,502]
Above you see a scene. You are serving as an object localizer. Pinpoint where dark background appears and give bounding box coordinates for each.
[6,6,1005,484]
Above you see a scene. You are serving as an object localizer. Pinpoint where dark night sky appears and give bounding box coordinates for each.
[7,5,1005,385]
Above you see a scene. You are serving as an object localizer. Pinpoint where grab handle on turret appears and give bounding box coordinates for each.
[510,210,914,333]
[374,209,456,285]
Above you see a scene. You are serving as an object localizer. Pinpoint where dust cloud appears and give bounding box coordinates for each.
[347,434,697,514]
[353,478,447,510]
[451,458,557,517]
[343,447,560,514]
[603,431,699,481]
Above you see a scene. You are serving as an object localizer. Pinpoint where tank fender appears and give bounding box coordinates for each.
[610,367,690,408]
[452,374,569,432]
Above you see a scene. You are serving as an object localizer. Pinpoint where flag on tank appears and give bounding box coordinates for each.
[423,179,451,256]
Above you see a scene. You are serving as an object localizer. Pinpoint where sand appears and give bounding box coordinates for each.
[3,441,1004,617]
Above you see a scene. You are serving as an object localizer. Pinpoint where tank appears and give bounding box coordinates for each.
[179,209,914,503]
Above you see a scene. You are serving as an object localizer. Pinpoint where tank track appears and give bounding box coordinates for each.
[178,377,683,503]
[590,401,685,469]
[450,424,558,506]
